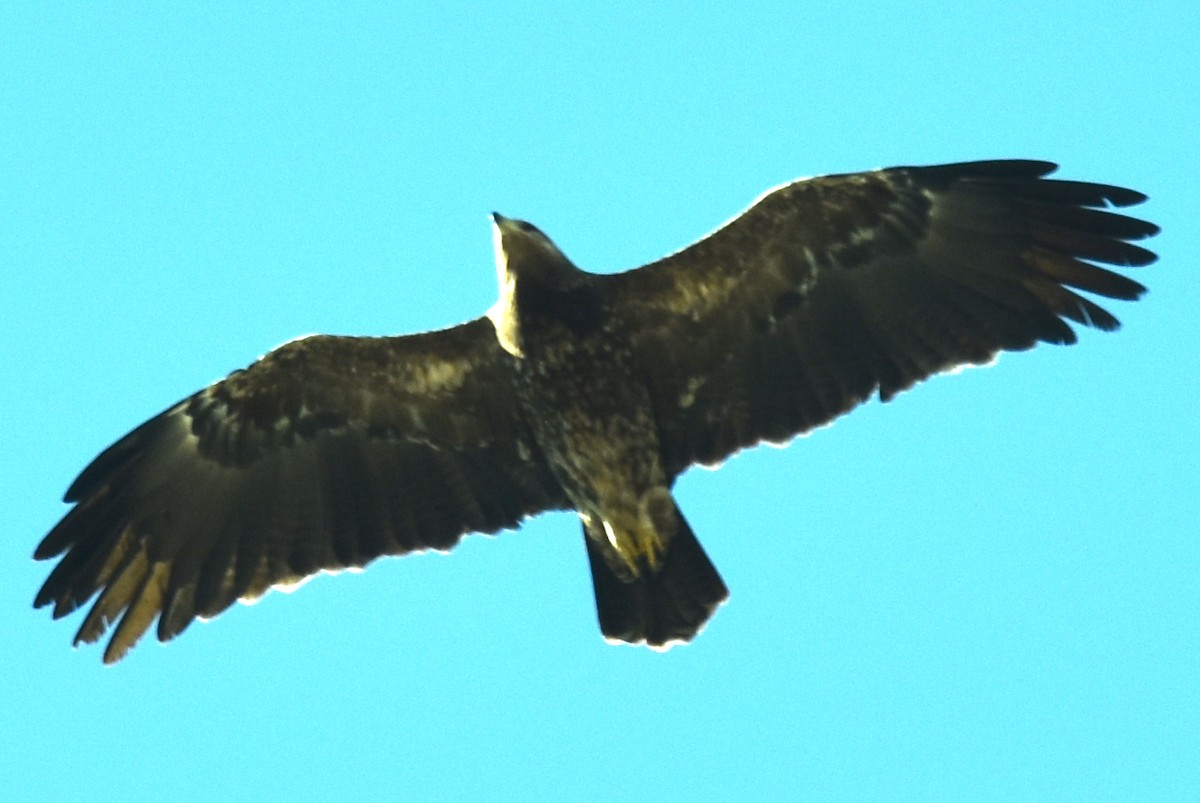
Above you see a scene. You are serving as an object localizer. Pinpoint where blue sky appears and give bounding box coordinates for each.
[3,3,1196,800]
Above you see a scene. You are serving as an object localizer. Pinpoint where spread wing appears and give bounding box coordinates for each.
[34,317,567,663]
[611,160,1158,477]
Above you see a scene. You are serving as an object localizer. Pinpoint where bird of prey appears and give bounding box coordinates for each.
[34,160,1158,663]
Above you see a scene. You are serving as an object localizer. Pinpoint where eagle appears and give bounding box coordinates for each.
[34,160,1158,663]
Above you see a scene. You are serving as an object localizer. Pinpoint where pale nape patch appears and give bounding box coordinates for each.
[486,221,523,358]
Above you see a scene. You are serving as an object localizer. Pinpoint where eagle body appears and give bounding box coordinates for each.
[491,215,728,643]
[34,160,1158,663]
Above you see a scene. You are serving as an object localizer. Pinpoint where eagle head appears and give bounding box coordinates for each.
[490,213,573,280]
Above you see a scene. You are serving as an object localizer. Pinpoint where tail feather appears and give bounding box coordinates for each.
[583,506,728,649]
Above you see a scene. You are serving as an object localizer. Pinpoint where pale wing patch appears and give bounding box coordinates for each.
[639,270,743,320]
[677,376,707,409]
[397,353,474,395]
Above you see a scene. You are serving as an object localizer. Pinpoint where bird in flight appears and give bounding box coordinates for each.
[34,160,1158,663]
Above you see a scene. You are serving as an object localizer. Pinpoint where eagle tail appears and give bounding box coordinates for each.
[583,506,728,649]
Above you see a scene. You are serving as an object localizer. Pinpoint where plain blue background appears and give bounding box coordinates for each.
[3,4,1196,800]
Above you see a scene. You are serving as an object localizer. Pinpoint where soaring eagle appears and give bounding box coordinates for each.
[34,160,1157,663]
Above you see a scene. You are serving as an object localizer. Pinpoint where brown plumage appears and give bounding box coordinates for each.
[34,160,1157,662]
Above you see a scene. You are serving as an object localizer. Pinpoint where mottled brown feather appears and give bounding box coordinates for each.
[612,161,1157,476]
[35,159,1156,663]
[35,318,567,662]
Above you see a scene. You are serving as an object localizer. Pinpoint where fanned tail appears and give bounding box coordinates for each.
[583,505,728,649]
